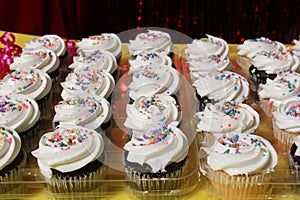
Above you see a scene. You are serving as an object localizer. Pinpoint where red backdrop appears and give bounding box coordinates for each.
[0,0,299,43]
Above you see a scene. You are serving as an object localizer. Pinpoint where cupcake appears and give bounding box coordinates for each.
[289,135,300,177]
[60,67,115,101]
[53,96,112,135]
[76,34,122,63]
[31,125,105,193]
[237,37,286,70]
[25,34,67,58]
[258,71,300,117]
[272,100,300,150]
[194,101,259,146]
[200,133,278,200]
[123,124,189,191]
[128,51,173,70]
[10,48,60,80]
[0,94,40,151]
[69,50,119,80]
[249,50,299,93]
[192,70,249,111]
[127,64,181,102]
[0,126,26,193]
[128,30,174,58]
[124,94,182,136]
[0,68,52,108]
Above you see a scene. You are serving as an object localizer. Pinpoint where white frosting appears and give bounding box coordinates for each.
[124,124,188,173]
[31,125,104,178]
[195,101,259,134]
[237,37,286,58]
[53,96,112,130]
[124,94,182,133]
[61,67,115,100]
[25,34,66,57]
[0,94,40,133]
[128,64,181,101]
[204,133,278,176]
[292,38,300,57]
[258,72,300,106]
[0,68,52,101]
[273,100,300,132]
[185,35,229,60]
[69,50,118,75]
[128,30,174,56]
[128,51,173,70]
[76,34,122,58]
[192,70,249,103]
[251,51,299,74]
[10,48,60,73]
[0,126,22,171]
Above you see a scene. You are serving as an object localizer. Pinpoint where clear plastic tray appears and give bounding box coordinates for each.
[181,45,300,200]
[0,44,200,199]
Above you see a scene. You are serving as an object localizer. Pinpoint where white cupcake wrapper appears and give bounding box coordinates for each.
[236,56,252,70]
[259,97,275,118]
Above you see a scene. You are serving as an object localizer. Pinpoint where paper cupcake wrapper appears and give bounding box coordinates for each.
[0,149,27,194]
[259,97,275,118]
[46,165,105,194]
[19,120,41,153]
[200,162,272,200]
[236,56,252,70]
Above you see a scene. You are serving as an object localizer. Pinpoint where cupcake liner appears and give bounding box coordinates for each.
[200,162,272,200]
[19,120,41,153]
[272,118,299,152]
[236,56,252,70]
[259,97,275,118]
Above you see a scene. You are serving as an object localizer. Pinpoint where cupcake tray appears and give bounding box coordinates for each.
[0,44,200,200]
[180,45,300,199]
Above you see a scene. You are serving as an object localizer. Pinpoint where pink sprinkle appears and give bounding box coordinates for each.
[7,138,12,144]
[267,101,274,106]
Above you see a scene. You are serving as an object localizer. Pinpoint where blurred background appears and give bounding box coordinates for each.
[0,0,299,43]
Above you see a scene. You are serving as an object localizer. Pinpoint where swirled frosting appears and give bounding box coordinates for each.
[0,94,40,133]
[10,48,60,73]
[237,37,286,58]
[0,126,22,170]
[192,70,249,102]
[128,52,173,71]
[76,34,122,58]
[124,124,188,173]
[292,38,300,57]
[204,133,278,176]
[258,71,300,106]
[188,55,232,81]
[31,125,104,178]
[25,34,66,57]
[61,67,115,100]
[128,30,174,56]
[195,101,259,134]
[124,94,182,133]
[69,50,118,75]
[185,35,229,60]
[53,96,112,130]
[273,100,300,132]
[251,51,299,74]
[0,68,52,101]
[128,64,181,101]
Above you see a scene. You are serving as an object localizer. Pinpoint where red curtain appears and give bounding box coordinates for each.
[0,0,299,43]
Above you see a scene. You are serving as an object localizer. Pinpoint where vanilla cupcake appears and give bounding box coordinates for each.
[10,48,60,80]
[192,70,249,111]
[237,37,286,69]
[31,125,105,193]
[249,51,299,92]
[200,133,278,200]
[76,34,122,63]
[53,96,112,135]
[272,100,300,151]
[124,124,188,191]
[0,68,52,107]
[128,30,174,58]
[25,34,67,58]
[258,71,300,117]
[61,67,115,101]
[0,126,26,193]
[69,49,118,80]
[128,64,181,102]
[124,94,182,136]
[128,51,173,69]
